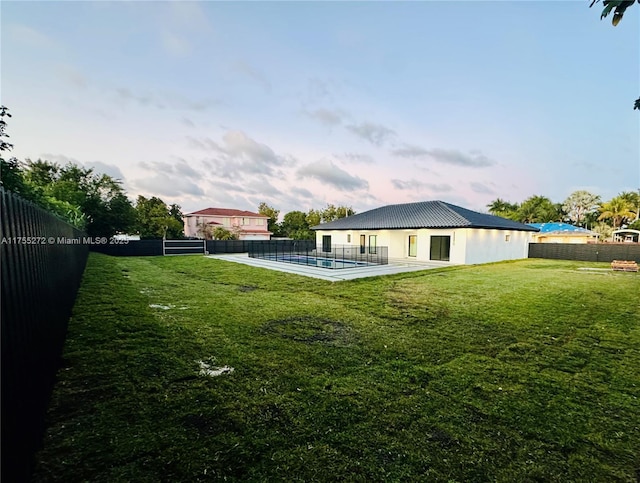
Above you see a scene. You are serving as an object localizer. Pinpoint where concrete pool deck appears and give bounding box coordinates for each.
[206,253,452,281]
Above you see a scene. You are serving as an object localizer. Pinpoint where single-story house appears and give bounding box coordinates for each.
[311,200,539,265]
[528,222,599,244]
[184,208,272,240]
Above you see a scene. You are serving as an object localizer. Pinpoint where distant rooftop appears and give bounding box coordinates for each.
[187,208,266,218]
[312,201,539,232]
[528,222,598,236]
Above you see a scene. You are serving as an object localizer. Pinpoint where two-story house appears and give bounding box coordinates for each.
[184,208,272,240]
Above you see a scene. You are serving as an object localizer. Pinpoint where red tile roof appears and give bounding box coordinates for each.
[188,208,267,217]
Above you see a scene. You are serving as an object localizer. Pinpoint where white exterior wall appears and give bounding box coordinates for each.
[315,228,533,265]
[462,229,532,264]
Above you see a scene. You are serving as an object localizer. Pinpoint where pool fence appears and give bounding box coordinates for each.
[248,242,389,268]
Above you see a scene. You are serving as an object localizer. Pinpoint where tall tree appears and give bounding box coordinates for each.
[562,190,601,226]
[487,198,520,219]
[23,160,136,236]
[320,204,355,223]
[136,196,183,239]
[598,196,635,228]
[517,195,563,223]
[590,0,640,109]
[0,106,33,199]
[0,105,13,152]
[618,190,640,221]
[281,210,314,239]
[306,209,322,227]
[258,202,281,236]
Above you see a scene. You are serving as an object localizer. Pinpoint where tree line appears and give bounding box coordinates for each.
[257,202,354,240]
[487,190,640,239]
[0,107,183,239]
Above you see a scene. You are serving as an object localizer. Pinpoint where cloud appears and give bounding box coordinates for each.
[391,179,452,192]
[305,108,347,126]
[8,24,56,49]
[186,136,223,151]
[290,186,314,198]
[245,178,282,196]
[135,174,204,197]
[392,144,494,167]
[140,159,200,179]
[392,144,430,158]
[134,159,205,197]
[188,130,295,178]
[87,161,125,181]
[346,122,396,146]
[232,61,271,93]
[209,180,248,193]
[113,87,219,111]
[166,2,211,31]
[302,77,334,105]
[336,152,375,164]
[56,64,88,89]
[163,33,191,57]
[173,159,200,179]
[40,154,125,181]
[470,182,496,195]
[297,159,369,191]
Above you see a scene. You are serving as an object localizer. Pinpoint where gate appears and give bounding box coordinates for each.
[162,239,206,256]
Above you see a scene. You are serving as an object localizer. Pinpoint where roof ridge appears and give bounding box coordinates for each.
[437,201,473,225]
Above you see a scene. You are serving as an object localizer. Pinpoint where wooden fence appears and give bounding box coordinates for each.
[0,188,89,482]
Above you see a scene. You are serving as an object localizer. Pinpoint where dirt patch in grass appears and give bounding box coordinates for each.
[261,316,356,346]
[238,285,258,292]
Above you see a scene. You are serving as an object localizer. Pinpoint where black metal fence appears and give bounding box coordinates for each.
[1,188,89,482]
[91,239,164,256]
[90,239,316,256]
[528,242,640,263]
[249,242,389,269]
[206,239,254,254]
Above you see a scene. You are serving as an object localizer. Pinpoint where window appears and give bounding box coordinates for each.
[408,235,417,257]
[505,234,511,242]
[322,235,331,253]
[242,218,249,226]
[360,235,366,254]
[430,235,450,261]
[347,234,351,243]
[256,219,264,226]
[369,235,377,254]
[223,218,231,226]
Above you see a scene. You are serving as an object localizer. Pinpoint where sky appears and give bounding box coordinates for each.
[2,1,639,217]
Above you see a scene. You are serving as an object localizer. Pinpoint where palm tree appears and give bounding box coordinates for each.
[516,195,561,223]
[487,198,519,218]
[619,190,640,222]
[597,196,635,229]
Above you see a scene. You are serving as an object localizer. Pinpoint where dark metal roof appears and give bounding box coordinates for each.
[311,201,539,232]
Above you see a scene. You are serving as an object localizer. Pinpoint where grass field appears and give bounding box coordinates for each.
[33,254,640,482]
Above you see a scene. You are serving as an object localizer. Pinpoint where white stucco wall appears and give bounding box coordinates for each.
[462,229,532,264]
[315,228,533,265]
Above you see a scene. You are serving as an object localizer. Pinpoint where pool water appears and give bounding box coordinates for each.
[263,254,370,269]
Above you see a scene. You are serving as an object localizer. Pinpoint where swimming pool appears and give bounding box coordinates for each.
[263,254,371,269]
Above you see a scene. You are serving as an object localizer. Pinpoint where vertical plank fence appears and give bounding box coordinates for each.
[1,187,89,482]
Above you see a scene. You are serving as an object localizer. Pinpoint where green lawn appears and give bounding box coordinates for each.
[33,254,640,482]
